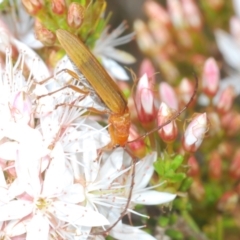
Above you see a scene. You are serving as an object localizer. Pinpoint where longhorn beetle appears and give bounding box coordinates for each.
[56,29,198,148]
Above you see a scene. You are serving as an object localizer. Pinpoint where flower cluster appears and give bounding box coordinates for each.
[0,26,176,239]
[2,0,239,239]
[132,1,240,239]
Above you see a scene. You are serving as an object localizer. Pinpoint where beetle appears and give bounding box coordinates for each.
[56,29,198,148]
[56,29,131,147]
[55,29,198,235]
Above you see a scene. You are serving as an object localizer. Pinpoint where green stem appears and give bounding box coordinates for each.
[166,142,173,155]
[216,215,223,240]
[181,211,209,240]
[182,210,201,233]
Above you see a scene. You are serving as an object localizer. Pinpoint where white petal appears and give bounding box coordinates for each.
[104,48,136,64]
[21,31,43,49]
[141,89,154,114]
[43,143,73,196]
[101,57,129,80]
[8,179,25,199]
[0,141,18,160]
[0,200,32,221]
[58,184,85,203]
[12,38,49,80]
[15,145,41,196]
[233,0,240,18]
[4,122,28,142]
[6,220,27,237]
[51,201,109,226]
[215,29,240,70]
[198,93,209,106]
[92,235,105,240]
[81,137,99,182]
[132,191,176,205]
[133,152,156,190]
[217,75,240,96]
[111,223,157,240]
[0,187,10,203]
[47,143,66,174]
[0,166,6,187]
[26,213,49,240]
[5,123,43,159]
[99,148,124,179]
[84,119,110,148]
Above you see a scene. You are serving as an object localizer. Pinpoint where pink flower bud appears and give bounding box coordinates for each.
[177,29,193,48]
[67,3,85,29]
[190,179,205,201]
[217,86,235,114]
[228,113,240,136]
[182,113,208,152]
[157,102,178,143]
[207,112,221,135]
[202,58,219,97]
[208,151,222,180]
[218,142,234,158]
[149,20,171,47]
[156,56,180,81]
[22,0,43,15]
[139,59,156,85]
[229,150,240,180]
[128,125,147,158]
[144,0,170,26]
[181,0,202,30]
[159,82,178,110]
[218,191,238,212]
[167,0,185,29]
[178,78,195,106]
[35,20,56,46]
[221,112,240,136]
[12,91,32,125]
[135,74,157,124]
[51,0,65,15]
[187,155,200,177]
[221,111,236,129]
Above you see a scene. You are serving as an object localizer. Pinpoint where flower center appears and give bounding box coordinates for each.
[36,197,51,211]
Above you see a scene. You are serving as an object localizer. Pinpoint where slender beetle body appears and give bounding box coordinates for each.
[56,29,130,146]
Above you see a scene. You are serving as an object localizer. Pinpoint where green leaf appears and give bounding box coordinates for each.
[180,177,193,191]
[154,160,165,176]
[158,216,170,227]
[166,229,184,240]
[170,155,184,171]
[166,172,186,183]
[169,213,178,224]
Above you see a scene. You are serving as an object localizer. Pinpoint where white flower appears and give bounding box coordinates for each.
[214,0,240,96]
[93,22,136,80]
[0,0,43,48]
[108,152,176,240]
[58,23,136,81]
[0,32,175,240]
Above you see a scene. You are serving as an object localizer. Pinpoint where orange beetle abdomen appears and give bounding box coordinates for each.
[108,110,131,147]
